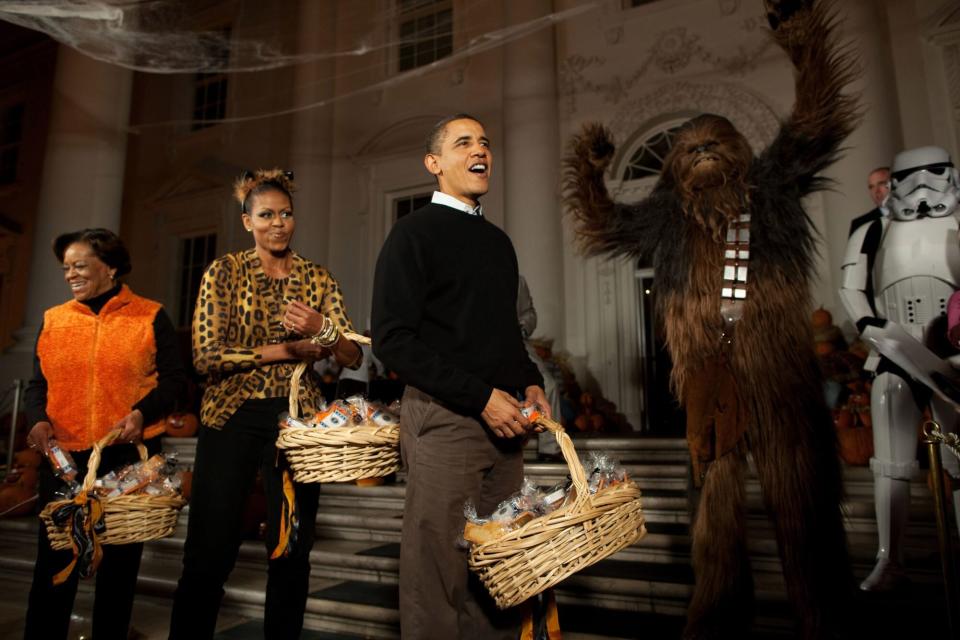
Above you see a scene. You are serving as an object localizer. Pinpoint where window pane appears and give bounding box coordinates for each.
[396,1,452,72]
[622,124,685,181]
[178,233,217,327]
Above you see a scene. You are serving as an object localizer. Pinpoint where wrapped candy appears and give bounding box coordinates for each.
[462,455,629,546]
[278,396,401,430]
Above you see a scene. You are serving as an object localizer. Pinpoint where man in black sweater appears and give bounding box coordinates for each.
[371,114,550,639]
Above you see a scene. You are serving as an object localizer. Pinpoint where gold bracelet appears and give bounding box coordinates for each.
[310,316,340,348]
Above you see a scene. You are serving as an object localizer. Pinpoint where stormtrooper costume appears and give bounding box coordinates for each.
[840,145,960,591]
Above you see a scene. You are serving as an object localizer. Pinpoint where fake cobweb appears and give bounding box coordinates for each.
[0,0,597,129]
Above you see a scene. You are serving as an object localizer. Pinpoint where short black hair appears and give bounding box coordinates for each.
[53,228,131,278]
[425,113,482,155]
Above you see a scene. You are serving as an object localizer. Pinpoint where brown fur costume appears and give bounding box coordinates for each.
[563,1,858,638]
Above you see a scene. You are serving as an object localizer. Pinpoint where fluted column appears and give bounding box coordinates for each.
[288,0,337,268]
[5,45,132,377]
[818,0,901,314]
[502,0,564,341]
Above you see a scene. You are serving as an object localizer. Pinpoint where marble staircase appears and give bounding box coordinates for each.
[0,434,955,639]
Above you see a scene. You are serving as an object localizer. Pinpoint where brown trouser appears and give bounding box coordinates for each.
[399,386,524,640]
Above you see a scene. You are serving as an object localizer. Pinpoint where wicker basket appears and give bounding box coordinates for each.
[39,429,186,550]
[275,361,400,483]
[468,418,646,609]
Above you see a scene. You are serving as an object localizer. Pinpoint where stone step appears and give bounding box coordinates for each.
[164,435,692,469]
[315,483,692,527]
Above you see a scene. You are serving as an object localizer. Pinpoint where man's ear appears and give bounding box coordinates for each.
[423,153,441,177]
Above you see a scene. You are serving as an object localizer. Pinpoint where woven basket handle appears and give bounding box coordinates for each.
[535,417,591,510]
[79,428,149,493]
[342,331,371,345]
[289,361,309,420]
[287,333,370,421]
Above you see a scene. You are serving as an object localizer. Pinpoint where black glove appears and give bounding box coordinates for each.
[855,316,887,334]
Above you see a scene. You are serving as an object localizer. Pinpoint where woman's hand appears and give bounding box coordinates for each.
[112,409,144,444]
[283,301,327,336]
[26,421,54,451]
[284,339,329,362]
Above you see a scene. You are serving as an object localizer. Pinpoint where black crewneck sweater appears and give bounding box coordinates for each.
[372,202,542,414]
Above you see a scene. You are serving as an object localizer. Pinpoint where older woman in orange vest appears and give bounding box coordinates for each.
[23,227,186,640]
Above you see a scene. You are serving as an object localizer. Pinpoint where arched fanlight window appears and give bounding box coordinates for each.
[621,124,684,181]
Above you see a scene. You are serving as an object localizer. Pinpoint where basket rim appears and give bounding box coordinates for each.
[467,479,642,555]
[275,422,400,448]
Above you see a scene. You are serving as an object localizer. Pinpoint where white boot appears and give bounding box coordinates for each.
[861,476,911,591]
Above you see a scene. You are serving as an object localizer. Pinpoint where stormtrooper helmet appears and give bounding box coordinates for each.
[887,146,959,221]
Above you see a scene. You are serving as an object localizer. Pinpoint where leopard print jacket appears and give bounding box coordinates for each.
[192,248,357,429]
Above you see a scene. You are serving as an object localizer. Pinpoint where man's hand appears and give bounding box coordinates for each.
[481,389,528,438]
[26,421,54,451]
[524,385,551,432]
[112,409,144,444]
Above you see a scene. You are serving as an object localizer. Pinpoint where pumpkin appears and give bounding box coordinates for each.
[814,341,836,356]
[812,306,833,329]
[573,414,589,432]
[166,412,199,438]
[834,408,873,465]
[14,449,42,469]
[180,470,193,502]
[0,453,40,517]
[589,414,605,431]
[833,410,853,431]
[579,392,594,409]
[0,482,37,517]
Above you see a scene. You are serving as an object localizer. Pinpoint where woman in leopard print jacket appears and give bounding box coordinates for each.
[169,169,362,640]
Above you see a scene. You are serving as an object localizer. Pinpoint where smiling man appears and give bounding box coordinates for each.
[372,114,549,639]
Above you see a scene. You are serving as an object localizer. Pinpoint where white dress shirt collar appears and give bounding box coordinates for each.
[432,191,483,217]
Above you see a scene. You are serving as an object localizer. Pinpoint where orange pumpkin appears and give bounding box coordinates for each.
[180,470,192,502]
[833,410,853,431]
[814,341,836,356]
[573,414,589,432]
[14,449,42,469]
[0,452,40,517]
[589,414,605,431]
[833,408,873,465]
[812,306,833,329]
[166,413,199,438]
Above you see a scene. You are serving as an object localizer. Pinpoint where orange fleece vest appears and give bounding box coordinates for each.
[37,286,166,451]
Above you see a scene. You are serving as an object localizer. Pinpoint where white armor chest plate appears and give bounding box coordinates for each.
[874,216,960,340]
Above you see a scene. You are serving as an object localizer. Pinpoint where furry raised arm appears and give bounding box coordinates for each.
[759,0,860,191]
[562,123,669,260]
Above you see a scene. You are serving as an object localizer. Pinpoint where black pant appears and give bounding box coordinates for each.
[169,398,321,640]
[24,439,159,640]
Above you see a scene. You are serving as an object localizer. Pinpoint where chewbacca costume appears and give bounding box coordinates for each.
[563,1,858,638]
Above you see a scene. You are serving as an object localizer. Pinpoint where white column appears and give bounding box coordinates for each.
[502,0,564,341]
[288,0,336,269]
[6,46,132,377]
[818,0,902,316]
